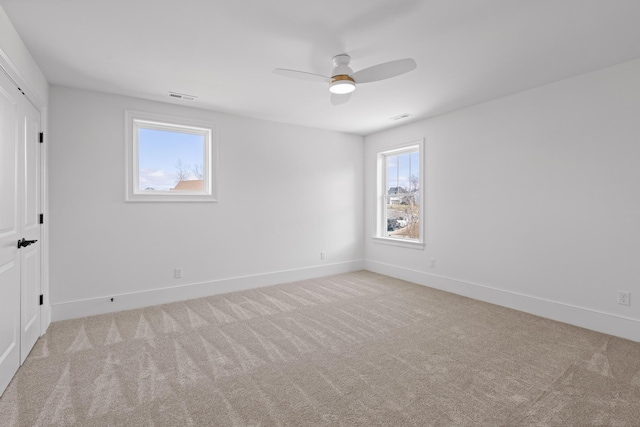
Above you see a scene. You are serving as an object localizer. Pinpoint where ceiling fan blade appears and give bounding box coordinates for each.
[273,68,330,82]
[351,58,417,84]
[330,92,352,105]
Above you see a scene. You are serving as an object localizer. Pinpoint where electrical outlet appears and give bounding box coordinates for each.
[617,290,630,306]
[174,268,183,279]
[430,258,436,268]
[320,252,326,260]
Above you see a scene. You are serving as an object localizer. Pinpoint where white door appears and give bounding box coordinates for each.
[0,69,42,396]
[0,70,21,396]
[20,97,42,363]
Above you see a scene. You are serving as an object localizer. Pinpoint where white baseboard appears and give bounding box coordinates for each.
[365,260,640,343]
[52,260,365,321]
[51,258,640,343]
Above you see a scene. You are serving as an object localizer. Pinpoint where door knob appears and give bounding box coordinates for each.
[17,238,38,248]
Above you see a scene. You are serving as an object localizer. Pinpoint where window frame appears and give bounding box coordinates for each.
[124,110,218,203]
[373,138,425,249]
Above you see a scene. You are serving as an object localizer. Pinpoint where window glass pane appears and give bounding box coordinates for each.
[398,153,411,192]
[386,193,419,240]
[410,151,420,191]
[383,148,420,240]
[386,155,398,190]
[138,128,204,191]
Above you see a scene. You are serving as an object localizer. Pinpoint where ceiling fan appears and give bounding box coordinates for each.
[274,54,417,105]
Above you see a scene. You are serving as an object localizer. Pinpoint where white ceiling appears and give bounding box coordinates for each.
[3,0,640,135]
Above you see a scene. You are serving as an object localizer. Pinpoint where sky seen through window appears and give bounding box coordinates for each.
[138,128,204,191]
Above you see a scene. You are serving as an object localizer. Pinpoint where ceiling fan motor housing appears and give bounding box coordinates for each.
[330,54,356,93]
[331,54,354,78]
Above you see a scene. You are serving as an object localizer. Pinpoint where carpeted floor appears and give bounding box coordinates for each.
[1,271,639,426]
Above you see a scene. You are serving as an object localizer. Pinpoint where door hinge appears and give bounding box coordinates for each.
[39,213,44,224]
[39,294,43,305]
[39,132,44,143]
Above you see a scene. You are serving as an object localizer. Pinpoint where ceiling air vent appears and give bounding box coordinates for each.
[168,91,197,101]
[390,113,413,121]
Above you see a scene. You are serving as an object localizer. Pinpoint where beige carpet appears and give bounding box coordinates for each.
[1,271,639,426]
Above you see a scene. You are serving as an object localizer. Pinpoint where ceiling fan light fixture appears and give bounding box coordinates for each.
[329,75,356,94]
[274,54,416,105]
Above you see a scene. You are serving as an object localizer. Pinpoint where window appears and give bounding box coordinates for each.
[375,139,424,247]
[125,111,218,202]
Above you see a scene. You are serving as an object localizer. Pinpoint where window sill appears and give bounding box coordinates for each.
[125,192,218,203]
[372,236,425,250]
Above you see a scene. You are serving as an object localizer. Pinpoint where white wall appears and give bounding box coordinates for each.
[49,86,364,320]
[0,6,48,105]
[365,59,640,342]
